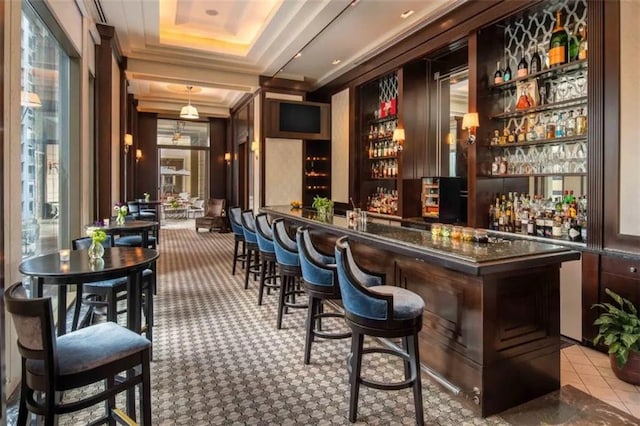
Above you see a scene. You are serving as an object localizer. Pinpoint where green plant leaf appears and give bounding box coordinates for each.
[621,333,639,348]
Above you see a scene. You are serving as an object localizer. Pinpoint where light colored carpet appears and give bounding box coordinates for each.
[12,220,507,425]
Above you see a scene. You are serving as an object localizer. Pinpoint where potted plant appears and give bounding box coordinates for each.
[593,288,640,384]
[312,196,334,222]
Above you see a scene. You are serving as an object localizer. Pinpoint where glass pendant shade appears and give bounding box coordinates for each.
[180,104,199,119]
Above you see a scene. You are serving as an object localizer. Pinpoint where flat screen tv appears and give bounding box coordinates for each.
[265,99,330,140]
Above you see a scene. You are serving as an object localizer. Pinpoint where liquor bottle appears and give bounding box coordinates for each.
[494,61,504,84]
[503,61,512,82]
[517,48,528,78]
[530,46,542,73]
[548,10,568,66]
[568,24,580,62]
[578,25,588,60]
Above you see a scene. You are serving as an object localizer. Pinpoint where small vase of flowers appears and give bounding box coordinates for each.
[86,227,107,260]
[144,192,151,202]
[114,203,128,224]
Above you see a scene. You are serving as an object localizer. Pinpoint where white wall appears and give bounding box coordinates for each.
[263,92,303,207]
[265,138,303,205]
[619,1,640,237]
[331,88,349,204]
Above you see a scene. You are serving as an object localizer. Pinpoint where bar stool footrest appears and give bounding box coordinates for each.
[347,347,416,391]
[312,312,351,340]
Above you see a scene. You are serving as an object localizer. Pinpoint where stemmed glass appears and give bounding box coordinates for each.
[575,75,586,97]
[556,77,569,102]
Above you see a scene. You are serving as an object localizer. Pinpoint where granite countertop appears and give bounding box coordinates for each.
[263,206,581,276]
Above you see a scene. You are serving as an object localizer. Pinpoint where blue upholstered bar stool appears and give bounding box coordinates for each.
[229,206,247,276]
[272,218,307,329]
[297,227,350,364]
[240,210,261,290]
[255,213,279,306]
[335,236,425,425]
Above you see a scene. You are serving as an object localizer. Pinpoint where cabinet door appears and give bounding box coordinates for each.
[599,256,640,309]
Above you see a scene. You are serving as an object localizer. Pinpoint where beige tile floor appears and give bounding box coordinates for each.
[561,344,640,418]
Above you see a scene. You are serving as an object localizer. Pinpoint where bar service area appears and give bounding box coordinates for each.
[252,0,637,419]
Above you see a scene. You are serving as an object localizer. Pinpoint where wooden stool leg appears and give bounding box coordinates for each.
[106,376,116,426]
[258,259,267,305]
[403,336,411,379]
[141,350,152,426]
[349,332,364,423]
[410,334,424,426]
[244,249,252,290]
[276,275,288,329]
[304,297,317,364]
[232,239,240,275]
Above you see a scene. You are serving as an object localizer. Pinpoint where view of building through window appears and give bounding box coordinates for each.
[157,119,209,202]
[20,1,69,258]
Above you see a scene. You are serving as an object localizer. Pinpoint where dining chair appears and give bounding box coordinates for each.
[71,237,154,342]
[4,282,152,425]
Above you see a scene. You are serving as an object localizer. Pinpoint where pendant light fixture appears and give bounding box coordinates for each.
[180,86,199,119]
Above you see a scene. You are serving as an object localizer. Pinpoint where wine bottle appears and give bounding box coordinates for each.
[548,10,568,66]
[530,46,542,73]
[568,24,580,62]
[578,24,588,60]
[494,61,503,84]
[503,61,512,82]
[517,47,528,78]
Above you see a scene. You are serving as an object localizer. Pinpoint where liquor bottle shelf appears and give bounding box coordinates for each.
[488,134,587,148]
[306,156,329,161]
[368,155,398,160]
[491,96,587,120]
[367,115,398,125]
[364,135,393,142]
[368,177,398,181]
[305,173,330,177]
[486,172,587,178]
[491,59,588,91]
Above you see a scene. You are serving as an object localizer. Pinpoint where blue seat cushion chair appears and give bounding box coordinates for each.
[297,226,350,365]
[229,206,247,276]
[272,218,306,329]
[255,213,279,306]
[335,236,424,425]
[241,210,261,290]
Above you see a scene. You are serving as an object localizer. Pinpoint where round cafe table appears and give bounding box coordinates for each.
[19,247,159,336]
[99,220,159,248]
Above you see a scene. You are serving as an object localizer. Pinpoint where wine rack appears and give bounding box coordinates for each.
[302,141,330,207]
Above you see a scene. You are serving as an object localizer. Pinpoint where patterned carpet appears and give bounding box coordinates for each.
[9,221,509,425]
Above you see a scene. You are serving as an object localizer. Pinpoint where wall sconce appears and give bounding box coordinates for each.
[250,140,259,159]
[124,133,133,154]
[224,152,231,164]
[462,112,479,144]
[136,149,143,163]
[392,128,405,152]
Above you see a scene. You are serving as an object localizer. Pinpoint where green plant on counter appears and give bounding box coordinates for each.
[593,288,640,367]
[312,196,333,211]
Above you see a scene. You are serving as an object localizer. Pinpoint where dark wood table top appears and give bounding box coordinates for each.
[19,247,159,283]
[98,220,159,232]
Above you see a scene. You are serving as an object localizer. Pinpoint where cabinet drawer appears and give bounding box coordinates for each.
[601,255,640,279]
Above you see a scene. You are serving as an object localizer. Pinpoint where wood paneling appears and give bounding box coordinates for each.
[134,113,158,197]
[95,24,115,219]
[209,118,228,200]
[401,60,427,180]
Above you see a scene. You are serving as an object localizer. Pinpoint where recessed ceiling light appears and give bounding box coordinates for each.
[332,59,341,65]
[350,0,360,6]
[295,52,302,58]
[205,9,219,16]
[279,68,284,73]
[400,10,415,19]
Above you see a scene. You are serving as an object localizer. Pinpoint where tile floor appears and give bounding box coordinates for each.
[561,344,640,418]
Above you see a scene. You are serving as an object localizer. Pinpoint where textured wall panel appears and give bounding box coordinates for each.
[331,88,349,203]
[265,138,302,206]
[619,1,640,236]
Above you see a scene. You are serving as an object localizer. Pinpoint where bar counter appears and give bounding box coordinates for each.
[263,205,581,417]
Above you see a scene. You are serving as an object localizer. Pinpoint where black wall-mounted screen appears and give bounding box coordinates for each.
[279,103,321,134]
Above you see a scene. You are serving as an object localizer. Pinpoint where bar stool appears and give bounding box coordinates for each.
[335,236,425,425]
[272,218,307,329]
[255,213,279,306]
[297,227,351,364]
[240,210,261,290]
[228,206,247,275]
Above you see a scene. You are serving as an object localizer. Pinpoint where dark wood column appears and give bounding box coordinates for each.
[95,24,115,219]
[209,118,227,200]
[135,113,158,197]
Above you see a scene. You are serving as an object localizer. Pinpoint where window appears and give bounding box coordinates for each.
[157,120,209,201]
[20,1,70,257]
